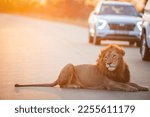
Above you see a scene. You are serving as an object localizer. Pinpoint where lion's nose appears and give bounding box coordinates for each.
[107,62,112,65]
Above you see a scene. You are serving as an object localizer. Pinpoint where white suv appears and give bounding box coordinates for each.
[88,1,142,46]
[140,0,150,61]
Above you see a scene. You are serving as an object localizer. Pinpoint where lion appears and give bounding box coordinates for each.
[15,44,149,92]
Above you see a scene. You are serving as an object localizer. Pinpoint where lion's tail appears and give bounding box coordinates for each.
[15,80,58,87]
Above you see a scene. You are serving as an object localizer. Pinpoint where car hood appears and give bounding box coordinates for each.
[97,15,141,23]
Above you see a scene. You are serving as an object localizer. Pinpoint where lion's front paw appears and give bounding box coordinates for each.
[126,87,138,92]
[138,87,149,91]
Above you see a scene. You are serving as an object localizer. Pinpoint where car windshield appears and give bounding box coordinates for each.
[100,4,138,16]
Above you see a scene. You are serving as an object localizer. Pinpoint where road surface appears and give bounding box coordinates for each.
[0,14,150,100]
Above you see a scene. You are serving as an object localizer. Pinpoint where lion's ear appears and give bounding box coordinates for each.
[120,47,125,56]
[99,49,105,58]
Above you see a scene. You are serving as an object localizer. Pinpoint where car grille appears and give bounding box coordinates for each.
[109,23,135,31]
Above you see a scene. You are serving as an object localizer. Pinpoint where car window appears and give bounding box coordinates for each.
[100,4,138,16]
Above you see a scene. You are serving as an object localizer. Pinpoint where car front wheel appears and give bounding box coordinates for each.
[88,33,94,43]
[129,41,135,46]
[93,29,101,45]
[141,33,150,61]
[94,36,101,45]
[136,41,141,47]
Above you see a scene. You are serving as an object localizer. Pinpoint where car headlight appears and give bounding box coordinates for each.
[137,21,142,31]
[97,19,107,30]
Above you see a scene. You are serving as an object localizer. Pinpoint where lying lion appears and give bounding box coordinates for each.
[15,44,149,92]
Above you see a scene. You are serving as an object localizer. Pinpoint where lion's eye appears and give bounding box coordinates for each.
[104,56,107,61]
[104,56,107,59]
[113,55,117,58]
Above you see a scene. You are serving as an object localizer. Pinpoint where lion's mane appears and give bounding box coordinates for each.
[97,44,130,83]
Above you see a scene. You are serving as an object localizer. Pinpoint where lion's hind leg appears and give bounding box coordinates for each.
[127,83,149,91]
[58,64,81,88]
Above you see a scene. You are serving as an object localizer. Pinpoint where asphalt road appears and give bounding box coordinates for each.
[0,14,150,100]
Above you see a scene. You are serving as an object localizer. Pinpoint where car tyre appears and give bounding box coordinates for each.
[88,33,94,43]
[94,36,101,45]
[129,41,135,46]
[136,41,141,47]
[93,29,101,45]
[140,32,150,61]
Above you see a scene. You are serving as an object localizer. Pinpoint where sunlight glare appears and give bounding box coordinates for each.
[39,0,46,6]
